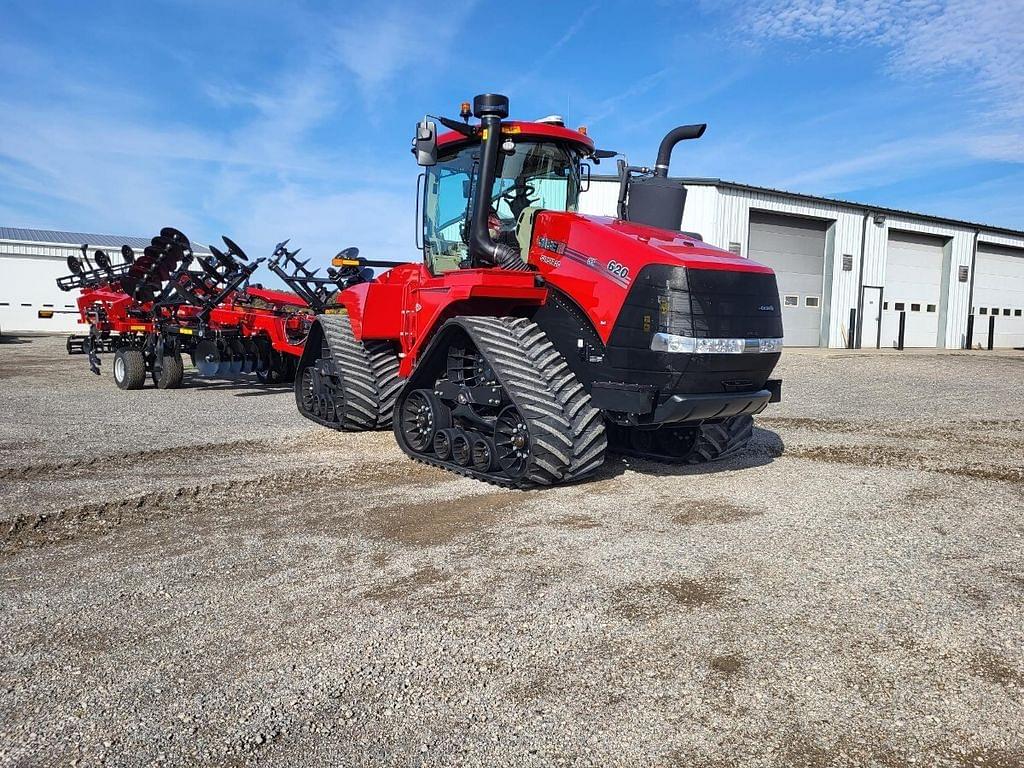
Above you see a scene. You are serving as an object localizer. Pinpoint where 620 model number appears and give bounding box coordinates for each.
[607,260,630,280]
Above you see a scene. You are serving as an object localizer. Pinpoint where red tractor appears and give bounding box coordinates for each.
[294,93,783,487]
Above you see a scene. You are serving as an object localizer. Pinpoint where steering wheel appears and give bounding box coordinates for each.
[500,180,537,219]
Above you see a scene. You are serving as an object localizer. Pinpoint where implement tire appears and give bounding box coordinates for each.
[113,348,146,391]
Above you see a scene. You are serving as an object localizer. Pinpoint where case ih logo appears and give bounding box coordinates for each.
[538,236,565,254]
[758,304,775,312]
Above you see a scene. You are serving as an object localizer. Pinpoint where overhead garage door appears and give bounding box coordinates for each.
[880,231,946,348]
[747,211,828,347]
[973,242,1024,348]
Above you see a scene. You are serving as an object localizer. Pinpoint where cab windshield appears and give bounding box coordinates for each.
[422,139,581,274]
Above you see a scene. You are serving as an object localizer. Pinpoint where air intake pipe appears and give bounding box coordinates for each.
[620,123,707,232]
[468,93,529,270]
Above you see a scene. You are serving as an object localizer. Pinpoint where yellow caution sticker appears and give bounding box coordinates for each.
[130,325,147,331]
[178,328,193,335]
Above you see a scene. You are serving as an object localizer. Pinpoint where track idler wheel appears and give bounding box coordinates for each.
[432,428,457,462]
[113,348,146,390]
[399,389,451,452]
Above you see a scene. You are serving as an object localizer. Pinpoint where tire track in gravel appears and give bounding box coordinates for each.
[0,460,439,555]
[0,438,280,481]
[760,416,1024,449]
[787,444,1024,484]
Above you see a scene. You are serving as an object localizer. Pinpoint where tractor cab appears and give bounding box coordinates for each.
[416,96,595,275]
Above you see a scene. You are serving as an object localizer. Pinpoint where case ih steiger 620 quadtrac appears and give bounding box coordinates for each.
[58,229,311,389]
[293,93,784,488]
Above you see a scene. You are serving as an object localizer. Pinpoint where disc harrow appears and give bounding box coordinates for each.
[57,227,314,389]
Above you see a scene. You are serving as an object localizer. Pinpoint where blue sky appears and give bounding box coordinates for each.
[1,0,1022,263]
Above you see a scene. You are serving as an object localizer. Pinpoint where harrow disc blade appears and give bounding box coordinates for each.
[66,254,84,275]
[159,227,191,249]
[254,345,271,376]
[225,339,244,376]
[95,249,111,271]
[121,244,135,264]
[195,338,222,377]
[239,339,258,374]
[222,236,249,261]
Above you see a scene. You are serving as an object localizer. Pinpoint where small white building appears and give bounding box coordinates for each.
[0,228,209,334]
[580,178,1024,349]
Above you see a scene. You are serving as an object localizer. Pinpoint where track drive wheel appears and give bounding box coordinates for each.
[113,348,146,390]
[153,352,184,389]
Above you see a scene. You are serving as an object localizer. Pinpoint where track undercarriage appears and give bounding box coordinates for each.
[296,313,758,486]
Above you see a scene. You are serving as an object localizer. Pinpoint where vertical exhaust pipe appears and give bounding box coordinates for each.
[653,123,706,176]
[622,123,707,231]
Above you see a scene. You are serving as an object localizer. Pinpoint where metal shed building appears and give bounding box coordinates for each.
[579,179,1024,349]
[0,228,210,334]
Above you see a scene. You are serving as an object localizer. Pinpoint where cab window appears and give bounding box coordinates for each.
[422,139,581,275]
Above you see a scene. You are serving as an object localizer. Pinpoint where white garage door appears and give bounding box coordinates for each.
[881,231,946,348]
[973,242,1024,349]
[0,256,82,333]
[747,211,829,347]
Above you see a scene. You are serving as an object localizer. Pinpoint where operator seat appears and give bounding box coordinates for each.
[516,206,541,255]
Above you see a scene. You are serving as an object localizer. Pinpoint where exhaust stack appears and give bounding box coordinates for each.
[619,123,707,232]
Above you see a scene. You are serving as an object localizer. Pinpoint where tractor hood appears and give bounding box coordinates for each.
[575,214,772,274]
[528,211,781,346]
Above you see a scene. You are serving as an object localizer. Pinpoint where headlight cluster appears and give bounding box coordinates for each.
[650,333,784,354]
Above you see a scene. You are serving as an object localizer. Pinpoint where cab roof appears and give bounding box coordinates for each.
[436,120,595,154]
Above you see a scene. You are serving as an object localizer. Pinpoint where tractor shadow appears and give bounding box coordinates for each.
[0,334,33,345]
[180,373,294,397]
[594,427,784,481]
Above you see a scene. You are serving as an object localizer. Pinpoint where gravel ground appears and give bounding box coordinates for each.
[1,334,1022,767]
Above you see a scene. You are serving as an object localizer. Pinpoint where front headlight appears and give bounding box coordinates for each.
[651,332,783,354]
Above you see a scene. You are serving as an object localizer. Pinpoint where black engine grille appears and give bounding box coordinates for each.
[604,264,783,394]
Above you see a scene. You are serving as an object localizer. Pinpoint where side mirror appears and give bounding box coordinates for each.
[414,118,437,167]
[580,162,591,192]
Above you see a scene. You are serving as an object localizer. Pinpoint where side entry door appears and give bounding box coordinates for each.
[860,285,883,348]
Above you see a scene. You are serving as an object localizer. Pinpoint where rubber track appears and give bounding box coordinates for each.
[365,341,402,429]
[397,317,606,488]
[608,415,754,464]
[309,315,381,431]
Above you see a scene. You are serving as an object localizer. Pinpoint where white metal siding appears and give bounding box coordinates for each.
[0,242,136,333]
[974,242,1024,348]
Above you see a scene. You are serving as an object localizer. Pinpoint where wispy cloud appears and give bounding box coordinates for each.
[741,0,1024,128]
[581,67,674,127]
[503,4,600,94]
[333,0,477,97]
